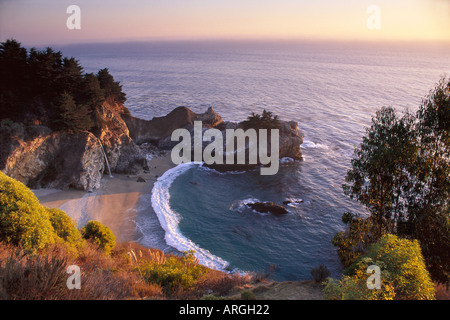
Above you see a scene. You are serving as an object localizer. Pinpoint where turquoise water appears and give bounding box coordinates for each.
[170,164,349,280]
[58,40,450,280]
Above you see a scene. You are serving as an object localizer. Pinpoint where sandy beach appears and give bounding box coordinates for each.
[33,152,175,243]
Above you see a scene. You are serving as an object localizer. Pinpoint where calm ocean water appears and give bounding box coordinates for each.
[59,40,450,280]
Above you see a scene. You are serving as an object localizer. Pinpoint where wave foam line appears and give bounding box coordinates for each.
[302,140,329,150]
[151,162,229,271]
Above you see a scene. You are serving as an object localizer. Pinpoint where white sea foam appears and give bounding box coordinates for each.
[151,162,229,271]
[229,197,261,213]
[198,165,247,176]
[302,140,329,150]
[280,157,295,164]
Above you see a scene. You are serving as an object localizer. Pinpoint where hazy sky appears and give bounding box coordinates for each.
[1,0,449,45]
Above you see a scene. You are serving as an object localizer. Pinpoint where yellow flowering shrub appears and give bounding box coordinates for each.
[324,234,435,300]
[0,171,56,250]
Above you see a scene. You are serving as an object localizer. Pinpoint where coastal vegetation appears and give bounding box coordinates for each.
[324,234,435,300]
[242,109,281,130]
[0,39,126,132]
[327,77,449,299]
[0,37,448,300]
[0,171,252,299]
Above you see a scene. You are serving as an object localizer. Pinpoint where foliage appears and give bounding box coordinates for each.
[81,220,116,254]
[53,92,94,131]
[0,246,69,299]
[0,171,56,250]
[240,290,257,300]
[97,68,126,104]
[242,109,281,130]
[325,234,436,300]
[310,264,331,284]
[342,77,450,283]
[332,212,377,268]
[0,39,127,132]
[140,251,207,295]
[323,271,396,300]
[47,207,82,246]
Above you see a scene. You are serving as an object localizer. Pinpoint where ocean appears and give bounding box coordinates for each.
[58,40,450,281]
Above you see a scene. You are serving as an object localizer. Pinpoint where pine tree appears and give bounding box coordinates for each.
[53,92,94,132]
[96,68,126,104]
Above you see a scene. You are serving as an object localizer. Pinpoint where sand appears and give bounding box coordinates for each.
[33,152,175,243]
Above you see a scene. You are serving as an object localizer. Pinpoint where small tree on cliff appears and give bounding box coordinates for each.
[96,68,126,104]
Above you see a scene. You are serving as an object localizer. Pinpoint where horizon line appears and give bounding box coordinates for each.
[6,36,450,49]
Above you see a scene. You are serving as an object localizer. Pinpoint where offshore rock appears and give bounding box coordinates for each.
[246,202,289,215]
[0,104,302,191]
[122,106,223,147]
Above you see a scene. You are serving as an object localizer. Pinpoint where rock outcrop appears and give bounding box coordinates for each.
[0,126,105,191]
[246,202,289,215]
[123,106,223,147]
[125,106,304,171]
[0,102,148,191]
[0,103,303,191]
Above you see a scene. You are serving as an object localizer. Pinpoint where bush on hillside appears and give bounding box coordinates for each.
[47,207,82,247]
[81,220,116,254]
[0,171,56,250]
[324,234,436,300]
[140,251,206,295]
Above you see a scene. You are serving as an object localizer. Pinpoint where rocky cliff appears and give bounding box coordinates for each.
[0,102,148,191]
[0,104,303,191]
[122,106,223,147]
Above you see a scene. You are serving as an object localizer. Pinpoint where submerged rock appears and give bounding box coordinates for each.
[246,202,289,215]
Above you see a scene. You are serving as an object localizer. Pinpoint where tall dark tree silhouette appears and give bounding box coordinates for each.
[342,77,450,284]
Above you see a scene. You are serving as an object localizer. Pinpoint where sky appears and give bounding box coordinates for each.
[0,0,449,46]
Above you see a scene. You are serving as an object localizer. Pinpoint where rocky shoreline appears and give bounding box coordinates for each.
[0,104,303,192]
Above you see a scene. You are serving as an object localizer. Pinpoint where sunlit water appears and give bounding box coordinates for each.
[59,40,450,280]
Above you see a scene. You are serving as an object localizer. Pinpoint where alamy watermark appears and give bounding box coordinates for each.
[366,265,381,290]
[366,5,381,30]
[66,5,81,30]
[170,121,280,175]
[66,265,81,290]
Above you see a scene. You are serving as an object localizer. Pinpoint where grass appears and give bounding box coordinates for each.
[0,240,252,300]
[1,239,447,300]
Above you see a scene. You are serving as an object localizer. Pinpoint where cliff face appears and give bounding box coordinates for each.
[0,104,303,190]
[0,126,105,191]
[122,106,223,147]
[124,106,304,162]
[0,102,148,191]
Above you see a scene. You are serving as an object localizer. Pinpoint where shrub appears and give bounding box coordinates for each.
[0,247,69,299]
[323,272,396,300]
[140,251,206,295]
[81,220,116,254]
[47,207,82,246]
[0,171,56,250]
[332,212,377,268]
[242,110,281,130]
[311,264,331,284]
[241,290,256,300]
[324,234,436,300]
